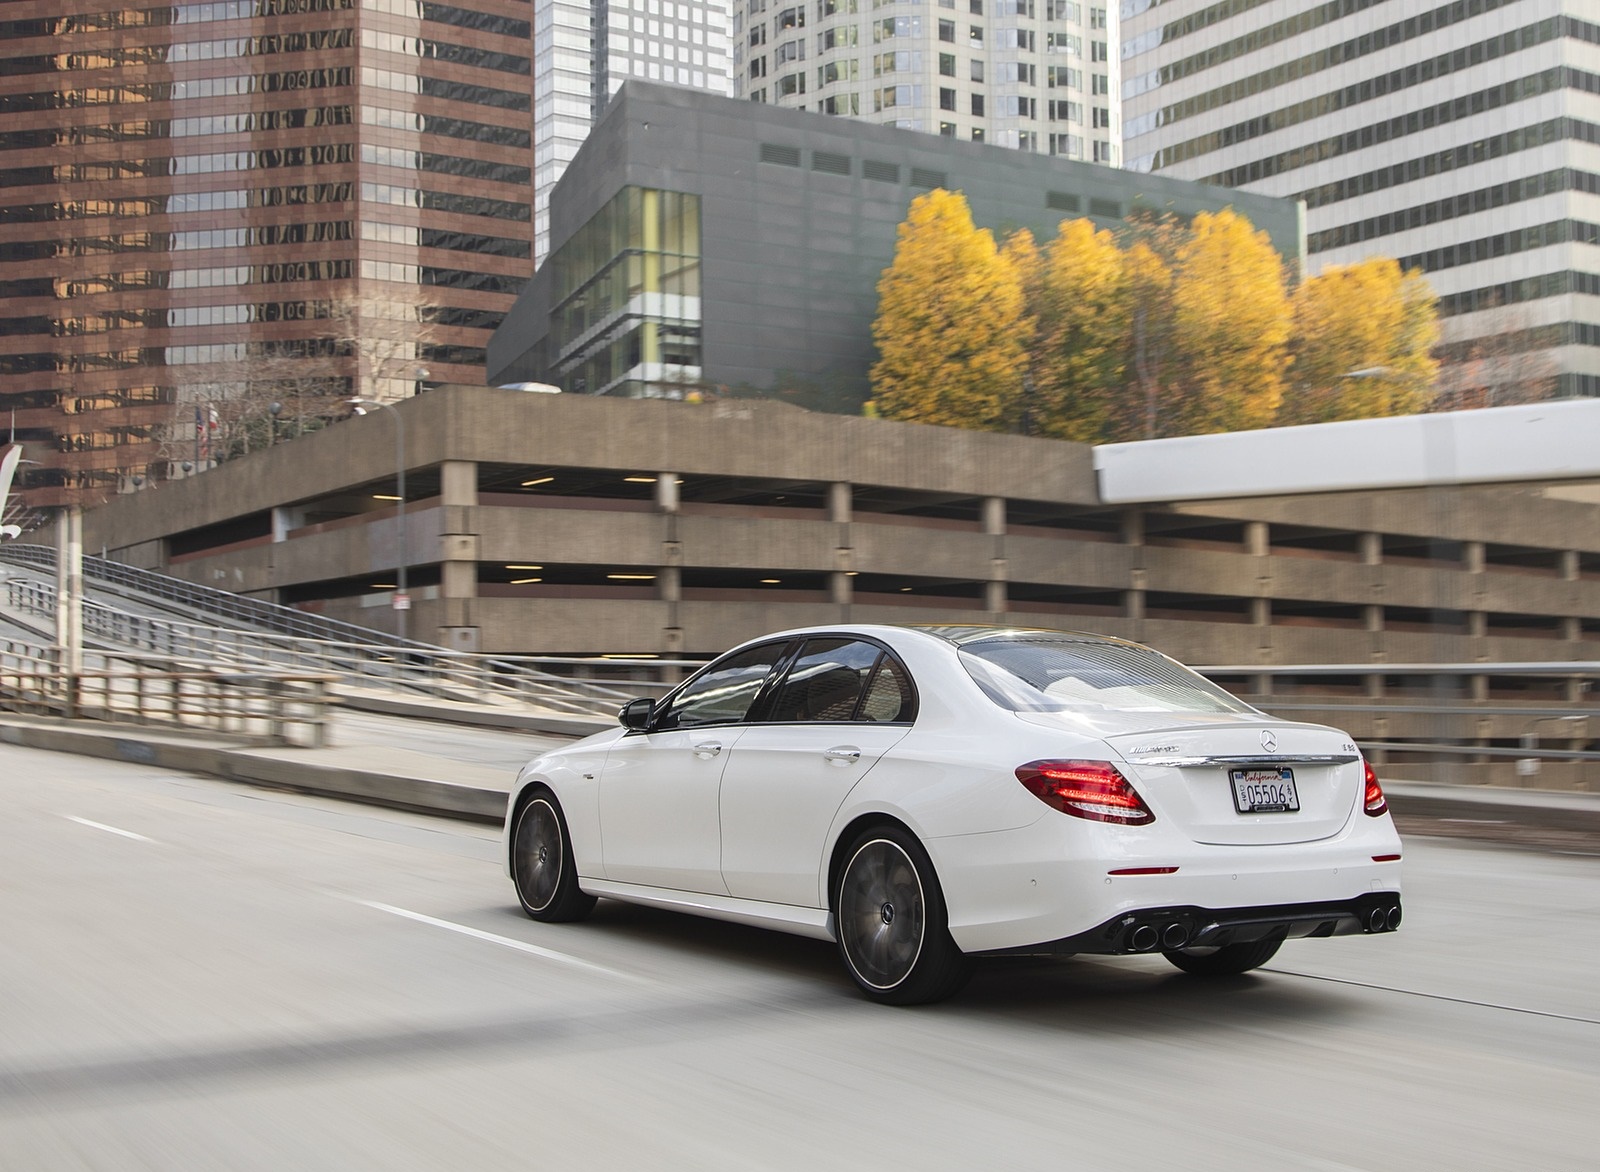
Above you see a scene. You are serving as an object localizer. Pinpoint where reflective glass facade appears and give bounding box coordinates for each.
[547,187,703,397]
[0,0,535,506]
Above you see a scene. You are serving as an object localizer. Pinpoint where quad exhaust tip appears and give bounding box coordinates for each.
[1161,923,1190,950]
[1129,925,1160,951]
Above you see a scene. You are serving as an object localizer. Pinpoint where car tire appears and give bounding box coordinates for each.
[834,825,971,1005]
[511,791,596,923]
[1162,936,1282,976]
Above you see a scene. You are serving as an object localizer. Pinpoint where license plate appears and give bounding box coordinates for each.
[1230,767,1299,814]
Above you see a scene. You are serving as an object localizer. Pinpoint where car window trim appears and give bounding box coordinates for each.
[641,637,799,733]
[747,633,919,727]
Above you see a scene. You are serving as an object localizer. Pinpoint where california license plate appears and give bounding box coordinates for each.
[1230,767,1299,814]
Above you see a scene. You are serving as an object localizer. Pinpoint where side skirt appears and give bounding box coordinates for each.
[580,878,836,942]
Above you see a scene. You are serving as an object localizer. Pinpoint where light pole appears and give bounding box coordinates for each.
[346,398,408,642]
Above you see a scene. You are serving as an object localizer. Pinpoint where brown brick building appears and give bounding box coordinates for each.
[0,0,534,507]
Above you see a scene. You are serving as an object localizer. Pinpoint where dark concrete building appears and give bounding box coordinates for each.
[486,80,1306,403]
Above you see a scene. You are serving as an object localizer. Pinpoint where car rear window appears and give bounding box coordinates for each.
[957,634,1253,715]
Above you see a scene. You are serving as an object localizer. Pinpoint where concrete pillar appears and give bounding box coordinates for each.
[436,460,480,644]
[1562,616,1581,642]
[658,565,681,603]
[1468,611,1487,638]
[828,481,851,525]
[982,496,1005,537]
[1360,532,1382,565]
[1464,541,1485,573]
[1121,508,1143,547]
[1364,604,1383,633]
[830,570,852,607]
[1250,597,1270,626]
[985,573,1006,616]
[440,459,477,507]
[1245,520,1268,557]
[1561,550,1579,581]
[655,471,679,514]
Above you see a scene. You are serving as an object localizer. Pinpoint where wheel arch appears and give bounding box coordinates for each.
[824,811,918,914]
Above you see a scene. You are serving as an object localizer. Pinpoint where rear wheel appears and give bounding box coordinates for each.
[834,826,971,1005]
[1162,936,1282,976]
[511,791,596,922]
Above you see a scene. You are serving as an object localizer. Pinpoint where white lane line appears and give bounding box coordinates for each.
[351,899,647,983]
[63,816,155,843]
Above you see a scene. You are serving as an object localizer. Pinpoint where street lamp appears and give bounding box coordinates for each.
[346,397,409,643]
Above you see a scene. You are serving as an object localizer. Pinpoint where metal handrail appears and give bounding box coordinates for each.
[0,635,333,746]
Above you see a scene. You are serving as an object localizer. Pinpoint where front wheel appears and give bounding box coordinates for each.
[834,826,971,1005]
[1163,936,1282,976]
[511,791,596,923]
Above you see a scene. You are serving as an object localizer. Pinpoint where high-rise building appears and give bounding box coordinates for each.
[0,0,537,507]
[1121,0,1600,400]
[533,0,734,261]
[733,0,1121,164]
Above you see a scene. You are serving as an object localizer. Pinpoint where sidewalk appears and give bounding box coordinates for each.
[4,709,1600,840]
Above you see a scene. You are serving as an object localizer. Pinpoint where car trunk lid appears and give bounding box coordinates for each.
[1051,717,1362,845]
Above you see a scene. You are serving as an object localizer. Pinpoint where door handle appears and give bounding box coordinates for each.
[824,746,861,766]
[693,741,723,759]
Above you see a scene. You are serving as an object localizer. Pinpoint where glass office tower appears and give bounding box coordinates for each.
[0,0,536,506]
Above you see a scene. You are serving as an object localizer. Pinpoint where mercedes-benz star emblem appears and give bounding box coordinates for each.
[1261,730,1278,753]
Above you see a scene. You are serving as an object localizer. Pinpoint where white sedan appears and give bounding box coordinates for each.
[505,625,1403,1004]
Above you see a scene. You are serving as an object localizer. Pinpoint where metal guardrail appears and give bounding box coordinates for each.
[0,636,334,746]
[1,575,670,719]
[0,542,425,650]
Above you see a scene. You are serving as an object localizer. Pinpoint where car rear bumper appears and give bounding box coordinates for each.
[974,892,1403,957]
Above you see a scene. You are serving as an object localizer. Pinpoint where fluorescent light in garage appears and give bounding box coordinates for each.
[511,577,542,585]
[761,579,780,584]
[506,564,542,570]
[608,573,656,580]
[521,477,554,487]
[623,476,656,483]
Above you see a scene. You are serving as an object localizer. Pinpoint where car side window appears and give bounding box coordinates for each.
[655,643,786,729]
[859,655,916,722]
[766,638,914,724]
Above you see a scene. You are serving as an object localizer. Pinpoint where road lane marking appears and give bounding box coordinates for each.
[351,899,647,983]
[1263,967,1600,1026]
[63,816,154,843]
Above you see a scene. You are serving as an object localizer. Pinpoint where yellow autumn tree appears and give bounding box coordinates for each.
[1029,218,1131,442]
[1164,209,1292,436]
[1281,258,1439,425]
[871,189,1030,430]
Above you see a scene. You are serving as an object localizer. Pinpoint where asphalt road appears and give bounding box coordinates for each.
[3,744,1596,1171]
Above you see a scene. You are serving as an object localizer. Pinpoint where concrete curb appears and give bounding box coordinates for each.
[1385,781,1600,833]
[0,718,507,824]
[336,691,611,738]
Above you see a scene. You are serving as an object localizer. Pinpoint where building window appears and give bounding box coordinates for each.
[1092,105,1110,128]
[939,87,956,110]
[971,127,984,142]
[939,52,955,76]
[1091,72,1108,94]
[970,59,983,82]
[776,71,806,96]
[938,18,954,41]
[1018,130,1038,152]
[969,0,982,11]
[1089,6,1106,28]
[969,25,982,47]
[970,93,984,116]
[775,6,805,31]
[1091,39,1107,61]
[1093,139,1115,164]
[939,121,957,136]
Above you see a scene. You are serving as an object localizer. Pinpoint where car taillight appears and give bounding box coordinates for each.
[1363,760,1388,817]
[1015,760,1155,826]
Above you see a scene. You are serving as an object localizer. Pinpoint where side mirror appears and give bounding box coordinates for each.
[618,698,655,730]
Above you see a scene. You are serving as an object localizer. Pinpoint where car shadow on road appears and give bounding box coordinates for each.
[485,900,1357,1032]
